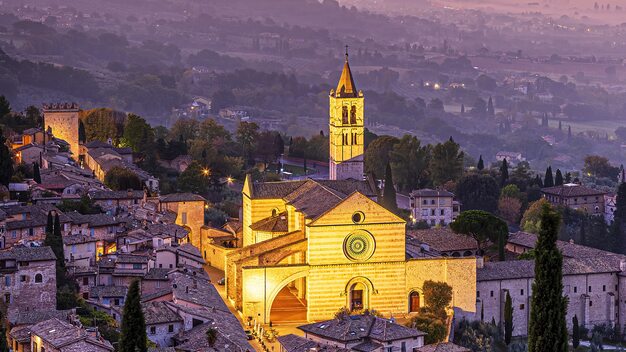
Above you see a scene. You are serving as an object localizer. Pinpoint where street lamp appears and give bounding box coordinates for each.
[202,168,210,176]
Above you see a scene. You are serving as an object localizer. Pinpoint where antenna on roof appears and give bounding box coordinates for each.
[345,45,349,62]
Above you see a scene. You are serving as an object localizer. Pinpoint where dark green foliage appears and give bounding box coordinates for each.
[33,162,41,183]
[381,163,397,213]
[454,319,496,352]
[364,136,399,177]
[614,183,626,222]
[206,327,218,347]
[544,166,554,188]
[0,96,10,117]
[57,195,103,215]
[120,280,147,352]
[477,155,484,170]
[409,313,447,345]
[123,114,155,153]
[450,210,508,255]
[389,135,430,192]
[0,130,13,186]
[572,315,580,348]
[554,169,563,186]
[46,211,53,235]
[177,162,209,194]
[104,166,142,191]
[528,204,568,352]
[0,309,8,352]
[500,158,509,186]
[422,280,452,318]
[487,96,495,116]
[429,137,464,186]
[45,213,77,309]
[455,174,500,213]
[504,291,513,345]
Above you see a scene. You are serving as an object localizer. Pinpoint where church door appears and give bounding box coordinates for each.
[351,287,364,310]
[409,292,420,312]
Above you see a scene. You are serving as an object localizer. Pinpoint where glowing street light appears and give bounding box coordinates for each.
[202,168,210,176]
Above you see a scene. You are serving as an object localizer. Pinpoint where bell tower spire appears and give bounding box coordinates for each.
[329,47,364,181]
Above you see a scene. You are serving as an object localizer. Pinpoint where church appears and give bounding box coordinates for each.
[222,51,477,324]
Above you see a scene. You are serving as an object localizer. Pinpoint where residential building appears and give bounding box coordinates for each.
[605,193,617,224]
[143,301,184,347]
[158,193,207,251]
[29,317,114,352]
[409,189,459,226]
[495,151,524,165]
[63,234,98,267]
[154,243,205,270]
[541,183,606,215]
[281,314,425,352]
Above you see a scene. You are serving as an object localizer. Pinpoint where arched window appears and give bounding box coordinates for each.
[342,106,349,124]
[350,106,357,124]
[35,274,43,283]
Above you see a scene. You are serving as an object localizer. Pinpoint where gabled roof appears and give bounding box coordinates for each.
[250,212,289,232]
[417,342,471,352]
[0,246,56,262]
[142,301,183,325]
[298,314,423,344]
[541,184,605,197]
[160,193,206,203]
[309,191,404,226]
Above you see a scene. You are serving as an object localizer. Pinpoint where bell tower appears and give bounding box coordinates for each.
[329,47,364,180]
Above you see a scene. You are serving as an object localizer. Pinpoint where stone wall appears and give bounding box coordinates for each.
[44,108,80,158]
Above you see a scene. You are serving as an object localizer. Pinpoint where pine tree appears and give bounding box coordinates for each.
[381,163,398,213]
[534,175,543,188]
[487,96,495,117]
[500,158,509,186]
[33,162,41,183]
[120,280,147,352]
[572,315,580,349]
[528,204,568,352]
[0,129,13,186]
[477,155,484,170]
[544,166,554,187]
[554,169,563,186]
[0,309,8,352]
[504,291,513,345]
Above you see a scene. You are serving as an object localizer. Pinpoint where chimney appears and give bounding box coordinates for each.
[476,256,484,269]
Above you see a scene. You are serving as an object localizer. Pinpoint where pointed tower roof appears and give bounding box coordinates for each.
[336,46,358,98]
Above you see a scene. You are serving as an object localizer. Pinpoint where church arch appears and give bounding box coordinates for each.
[350,105,357,124]
[265,270,308,323]
[408,290,421,313]
[343,276,376,311]
[342,106,349,124]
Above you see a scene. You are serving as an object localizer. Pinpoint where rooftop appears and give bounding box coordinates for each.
[410,188,454,198]
[277,334,349,352]
[417,342,471,352]
[407,228,478,254]
[160,193,206,203]
[541,184,606,197]
[0,246,56,262]
[142,301,183,325]
[298,314,424,344]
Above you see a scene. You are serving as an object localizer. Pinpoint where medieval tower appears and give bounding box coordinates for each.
[329,48,364,180]
[43,103,80,159]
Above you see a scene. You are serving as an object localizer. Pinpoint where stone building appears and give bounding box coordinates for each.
[159,193,207,252]
[329,49,364,181]
[219,56,477,325]
[143,301,184,347]
[43,103,80,159]
[541,183,606,215]
[279,313,425,352]
[0,246,57,313]
[409,189,460,226]
[479,231,626,337]
[29,317,114,352]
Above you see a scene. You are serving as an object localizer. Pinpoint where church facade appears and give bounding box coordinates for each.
[223,52,476,325]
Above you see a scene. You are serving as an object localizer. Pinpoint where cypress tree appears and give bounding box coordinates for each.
[381,163,398,213]
[568,126,572,139]
[0,129,13,186]
[487,96,495,116]
[614,183,626,222]
[461,104,465,115]
[33,162,41,183]
[0,309,7,352]
[477,155,484,170]
[500,158,509,186]
[544,166,554,187]
[120,280,147,352]
[572,315,580,349]
[78,120,86,143]
[554,169,563,186]
[46,211,53,235]
[303,158,307,175]
[528,204,568,352]
[504,291,513,346]
[534,175,544,188]
[558,120,562,131]
[0,96,10,118]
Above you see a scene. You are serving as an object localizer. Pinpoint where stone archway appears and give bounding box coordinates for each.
[265,270,309,324]
[343,276,376,312]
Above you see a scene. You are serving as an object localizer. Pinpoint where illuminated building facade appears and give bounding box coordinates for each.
[222,54,477,324]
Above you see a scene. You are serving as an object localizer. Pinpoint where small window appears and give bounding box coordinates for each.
[4,294,9,304]
[133,263,142,269]
[150,326,156,334]
[520,289,524,296]
[168,324,174,333]
[603,285,606,292]
[20,275,27,282]
[589,286,592,292]
[4,276,10,287]
[352,212,364,224]
[476,291,480,298]
[83,277,89,286]
[34,274,42,283]
[574,286,577,293]
[520,304,525,310]
[490,291,494,297]
[114,299,120,306]
[590,301,593,307]
[350,105,357,124]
